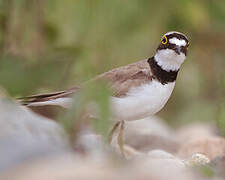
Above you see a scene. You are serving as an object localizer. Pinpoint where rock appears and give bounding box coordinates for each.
[1,153,121,180]
[1,98,223,180]
[123,116,179,153]
[176,123,216,143]
[1,149,201,180]
[148,149,175,159]
[74,130,110,159]
[130,152,199,180]
[0,98,69,172]
[177,136,225,160]
[185,153,210,166]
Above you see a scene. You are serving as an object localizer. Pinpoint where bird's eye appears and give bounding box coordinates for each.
[161,36,168,45]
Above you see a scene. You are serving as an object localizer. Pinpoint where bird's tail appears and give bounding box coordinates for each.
[18,87,80,119]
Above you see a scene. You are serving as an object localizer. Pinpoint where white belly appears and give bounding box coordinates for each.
[110,80,175,121]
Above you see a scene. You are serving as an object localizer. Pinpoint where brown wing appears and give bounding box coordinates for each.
[19,59,152,104]
[92,59,152,97]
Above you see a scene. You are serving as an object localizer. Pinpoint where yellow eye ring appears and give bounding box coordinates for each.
[187,42,190,49]
[187,41,190,47]
[162,36,168,45]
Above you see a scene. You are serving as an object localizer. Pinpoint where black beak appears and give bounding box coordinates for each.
[174,46,181,55]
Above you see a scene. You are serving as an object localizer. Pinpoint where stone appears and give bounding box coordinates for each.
[0,98,69,172]
[177,136,225,160]
[123,116,179,153]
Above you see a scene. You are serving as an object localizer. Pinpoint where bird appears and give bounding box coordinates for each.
[20,31,189,155]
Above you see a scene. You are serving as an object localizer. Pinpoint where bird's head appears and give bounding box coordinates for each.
[154,31,189,72]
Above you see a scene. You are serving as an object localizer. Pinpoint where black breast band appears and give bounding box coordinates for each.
[147,57,178,84]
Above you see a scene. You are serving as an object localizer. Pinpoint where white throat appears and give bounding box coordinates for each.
[154,49,185,71]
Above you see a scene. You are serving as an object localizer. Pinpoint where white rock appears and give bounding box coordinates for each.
[1,153,121,180]
[130,154,197,180]
[148,149,175,159]
[123,116,179,153]
[74,130,110,160]
[176,123,216,143]
[185,153,210,166]
[177,136,225,160]
[0,98,69,172]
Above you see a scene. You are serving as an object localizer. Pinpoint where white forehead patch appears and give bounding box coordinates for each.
[169,37,186,46]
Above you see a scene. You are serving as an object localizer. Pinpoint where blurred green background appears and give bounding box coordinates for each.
[0,0,224,134]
